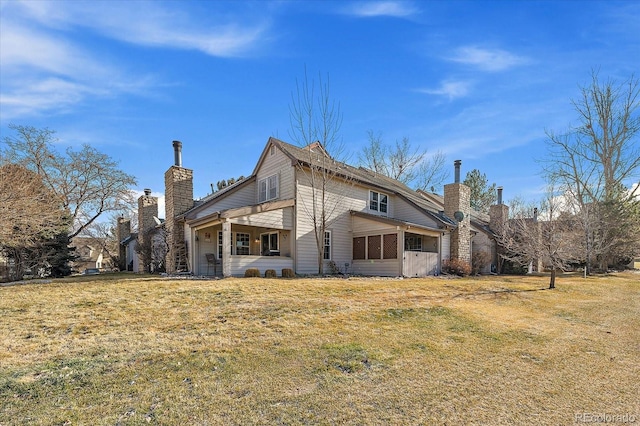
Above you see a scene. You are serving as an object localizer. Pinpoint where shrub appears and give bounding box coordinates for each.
[471,250,492,275]
[244,268,261,278]
[264,269,277,278]
[281,268,295,278]
[442,258,472,277]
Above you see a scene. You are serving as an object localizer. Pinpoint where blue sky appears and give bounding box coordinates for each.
[1,0,639,217]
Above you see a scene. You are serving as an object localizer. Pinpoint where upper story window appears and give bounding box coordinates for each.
[259,174,279,202]
[369,190,388,215]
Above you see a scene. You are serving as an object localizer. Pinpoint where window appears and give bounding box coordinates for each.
[218,231,234,257]
[261,232,279,255]
[323,231,331,260]
[368,235,381,259]
[353,237,365,260]
[369,191,388,215]
[405,234,423,252]
[383,233,398,259]
[259,174,279,202]
[236,233,250,255]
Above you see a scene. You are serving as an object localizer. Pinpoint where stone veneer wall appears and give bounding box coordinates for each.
[444,182,471,263]
[116,217,131,271]
[489,204,509,235]
[164,166,194,273]
[137,191,158,272]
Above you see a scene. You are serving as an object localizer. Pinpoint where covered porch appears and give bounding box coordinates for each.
[186,200,295,277]
[350,211,445,277]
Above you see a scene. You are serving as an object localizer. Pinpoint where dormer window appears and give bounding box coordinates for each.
[259,174,278,202]
[369,190,388,215]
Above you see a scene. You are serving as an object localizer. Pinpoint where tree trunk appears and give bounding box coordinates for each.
[549,268,556,289]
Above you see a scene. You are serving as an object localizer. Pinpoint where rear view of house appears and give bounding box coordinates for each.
[126,138,505,278]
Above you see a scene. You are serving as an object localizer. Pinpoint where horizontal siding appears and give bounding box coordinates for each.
[257,144,295,201]
[393,197,440,228]
[193,184,255,220]
[441,233,451,260]
[351,259,401,277]
[352,216,396,235]
[229,256,293,277]
[231,207,293,229]
[295,176,362,274]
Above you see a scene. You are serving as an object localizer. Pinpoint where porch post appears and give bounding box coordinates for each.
[222,220,232,277]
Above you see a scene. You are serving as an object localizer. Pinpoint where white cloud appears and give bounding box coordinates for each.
[7,1,269,58]
[416,80,471,100]
[448,46,528,72]
[346,1,419,18]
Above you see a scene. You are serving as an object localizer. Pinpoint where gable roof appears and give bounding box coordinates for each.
[270,137,456,228]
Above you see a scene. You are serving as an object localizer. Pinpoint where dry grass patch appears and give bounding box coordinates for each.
[1,273,638,424]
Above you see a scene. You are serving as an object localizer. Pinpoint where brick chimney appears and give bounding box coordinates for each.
[116,216,131,271]
[444,160,471,263]
[165,141,194,273]
[489,186,509,234]
[138,188,159,272]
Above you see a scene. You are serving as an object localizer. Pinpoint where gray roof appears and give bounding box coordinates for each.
[271,138,456,228]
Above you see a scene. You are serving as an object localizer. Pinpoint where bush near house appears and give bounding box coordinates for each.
[244,268,261,278]
[281,268,295,278]
[264,269,277,278]
[442,258,472,276]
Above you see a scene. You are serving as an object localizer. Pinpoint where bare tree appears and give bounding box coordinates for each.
[358,130,448,192]
[463,169,497,213]
[496,188,581,289]
[0,163,67,248]
[2,125,137,239]
[288,69,352,274]
[544,71,640,271]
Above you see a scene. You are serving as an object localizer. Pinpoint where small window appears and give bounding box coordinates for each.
[405,234,423,252]
[259,175,279,202]
[369,191,388,215]
[368,235,381,259]
[383,233,397,259]
[261,232,279,255]
[353,237,365,260]
[236,233,250,255]
[323,231,331,260]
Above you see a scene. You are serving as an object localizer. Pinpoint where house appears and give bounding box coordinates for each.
[70,237,111,272]
[116,189,166,273]
[153,138,506,278]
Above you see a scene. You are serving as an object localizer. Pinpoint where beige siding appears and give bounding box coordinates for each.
[471,230,494,274]
[295,175,362,274]
[256,144,296,201]
[193,184,255,220]
[352,216,397,235]
[393,197,440,228]
[231,207,293,229]
[351,259,401,276]
[229,256,293,277]
[441,233,451,260]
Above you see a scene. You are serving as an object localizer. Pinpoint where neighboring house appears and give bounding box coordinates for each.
[116,189,166,273]
[152,138,509,278]
[418,190,499,274]
[70,237,111,272]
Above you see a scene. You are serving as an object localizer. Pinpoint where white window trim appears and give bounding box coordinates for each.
[323,230,331,260]
[236,232,250,255]
[259,174,279,203]
[369,190,389,215]
[260,231,279,255]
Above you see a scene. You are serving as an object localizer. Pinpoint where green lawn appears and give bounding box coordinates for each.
[1,273,638,425]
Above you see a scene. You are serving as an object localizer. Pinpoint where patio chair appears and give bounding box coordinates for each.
[205,253,217,276]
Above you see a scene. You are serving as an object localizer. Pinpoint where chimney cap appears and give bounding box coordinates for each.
[144,188,152,196]
[172,140,182,147]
